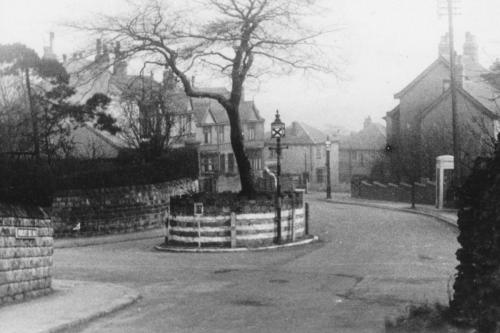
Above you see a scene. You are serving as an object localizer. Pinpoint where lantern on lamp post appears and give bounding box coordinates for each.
[271,110,285,243]
[325,136,332,199]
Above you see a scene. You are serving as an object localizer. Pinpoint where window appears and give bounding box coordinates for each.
[228,153,235,173]
[217,126,225,144]
[219,154,226,173]
[203,127,212,144]
[201,156,213,172]
[316,168,324,183]
[316,146,321,159]
[250,157,262,171]
[247,124,256,141]
[186,115,192,134]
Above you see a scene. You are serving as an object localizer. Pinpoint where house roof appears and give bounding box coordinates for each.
[394,56,488,99]
[265,121,330,145]
[394,57,449,99]
[385,104,400,120]
[418,85,500,121]
[339,122,386,150]
[189,87,264,126]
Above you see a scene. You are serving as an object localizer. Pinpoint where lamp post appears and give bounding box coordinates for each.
[271,110,285,244]
[325,136,332,199]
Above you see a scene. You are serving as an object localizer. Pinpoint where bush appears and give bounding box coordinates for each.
[450,135,500,332]
[0,147,199,207]
[385,303,451,332]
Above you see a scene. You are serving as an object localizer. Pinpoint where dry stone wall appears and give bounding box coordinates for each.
[0,204,53,305]
[351,179,436,205]
[51,178,198,237]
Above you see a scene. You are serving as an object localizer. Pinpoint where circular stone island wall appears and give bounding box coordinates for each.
[159,191,313,251]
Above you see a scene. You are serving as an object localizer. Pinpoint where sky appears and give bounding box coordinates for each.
[1,0,500,132]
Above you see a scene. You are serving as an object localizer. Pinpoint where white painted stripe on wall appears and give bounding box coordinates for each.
[170,216,230,223]
[169,235,231,243]
[170,226,228,233]
[237,232,275,240]
[171,208,304,222]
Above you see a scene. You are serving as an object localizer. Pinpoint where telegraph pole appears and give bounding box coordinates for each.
[447,0,460,186]
[439,0,461,186]
[25,68,40,161]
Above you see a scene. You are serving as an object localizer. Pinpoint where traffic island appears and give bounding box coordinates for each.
[155,191,317,252]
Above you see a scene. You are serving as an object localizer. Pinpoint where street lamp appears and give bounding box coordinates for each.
[325,136,332,199]
[271,110,285,244]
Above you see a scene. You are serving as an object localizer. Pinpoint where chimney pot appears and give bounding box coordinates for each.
[463,32,478,64]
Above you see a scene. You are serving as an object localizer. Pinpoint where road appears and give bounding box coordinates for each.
[54,196,459,333]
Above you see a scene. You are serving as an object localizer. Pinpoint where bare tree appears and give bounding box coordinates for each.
[118,70,192,160]
[75,0,337,196]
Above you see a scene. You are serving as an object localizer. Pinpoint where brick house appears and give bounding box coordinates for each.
[264,121,339,190]
[189,88,265,191]
[385,32,500,179]
[338,117,386,183]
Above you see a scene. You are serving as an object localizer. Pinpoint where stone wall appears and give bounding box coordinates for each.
[0,204,53,305]
[167,192,307,248]
[51,178,198,237]
[351,179,436,205]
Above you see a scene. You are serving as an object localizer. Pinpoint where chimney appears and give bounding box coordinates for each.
[102,43,110,62]
[363,116,372,129]
[114,41,121,56]
[463,32,478,65]
[49,32,54,50]
[291,121,299,136]
[42,32,56,60]
[438,33,450,60]
[95,39,102,61]
[62,54,67,63]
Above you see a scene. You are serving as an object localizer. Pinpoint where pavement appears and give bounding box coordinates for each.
[0,192,459,333]
[0,280,140,333]
[313,192,458,227]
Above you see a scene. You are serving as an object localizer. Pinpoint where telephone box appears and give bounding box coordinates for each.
[436,155,454,209]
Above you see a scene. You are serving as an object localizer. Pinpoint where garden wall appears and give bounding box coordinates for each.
[351,179,436,205]
[51,178,198,237]
[0,204,53,305]
[167,192,307,248]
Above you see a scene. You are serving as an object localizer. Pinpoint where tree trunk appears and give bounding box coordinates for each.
[225,104,255,197]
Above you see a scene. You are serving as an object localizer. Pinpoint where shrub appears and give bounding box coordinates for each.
[385,303,450,332]
[450,135,500,332]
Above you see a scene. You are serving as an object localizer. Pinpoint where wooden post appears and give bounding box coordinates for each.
[291,195,295,242]
[230,212,236,248]
[197,218,201,248]
[165,216,170,244]
[305,202,310,236]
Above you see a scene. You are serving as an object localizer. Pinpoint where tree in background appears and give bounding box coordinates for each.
[76,0,338,196]
[0,44,117,161]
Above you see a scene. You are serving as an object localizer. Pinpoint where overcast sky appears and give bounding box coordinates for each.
[1,0,500,132]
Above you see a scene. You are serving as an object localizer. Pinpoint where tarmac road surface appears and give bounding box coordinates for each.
[54,196,459,333]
